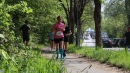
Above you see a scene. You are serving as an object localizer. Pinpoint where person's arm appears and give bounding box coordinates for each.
[61,27,65,31]
[60,23,66,31]
[68,30,72,35]
[66,27,72,36]
[28,28,31,33]
[58,25,65,31]
[28,25,31,33]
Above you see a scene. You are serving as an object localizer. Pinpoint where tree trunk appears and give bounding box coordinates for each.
[76,20,81,46]
[68,0,75,44]
[69,21,75,44]
[125,0,130,26]
[94,0,102,49]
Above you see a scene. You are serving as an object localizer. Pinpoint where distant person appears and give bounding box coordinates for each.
[62,21,72,57]
[19,20,31,46]
[49,29,55,51]
[124,27,130,49]
[53,16,65,60]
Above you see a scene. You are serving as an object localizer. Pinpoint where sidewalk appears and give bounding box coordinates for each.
[42,47,128,73]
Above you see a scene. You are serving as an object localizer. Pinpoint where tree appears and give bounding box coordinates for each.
[94,0,102,48]
[125,0,130,26]
[58,0,75,44]
[75,0,90,46]
[103,0,127,38]
[59,0,90,46]
[81,2,95,33]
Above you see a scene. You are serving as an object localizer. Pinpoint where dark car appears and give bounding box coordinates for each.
[119,38,126,47]
[102,38,112,48]
[112,38,120,47]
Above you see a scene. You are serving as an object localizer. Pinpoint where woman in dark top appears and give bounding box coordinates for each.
[62,21,72,57]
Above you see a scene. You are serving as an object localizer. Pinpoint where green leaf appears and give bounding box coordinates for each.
[0,34,4,38]
[26,8,33,13]
[1,0,5,4]
[1,50,8,59]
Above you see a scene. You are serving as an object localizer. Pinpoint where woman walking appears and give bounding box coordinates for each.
[53,16,65,60]
[49,29,55,51]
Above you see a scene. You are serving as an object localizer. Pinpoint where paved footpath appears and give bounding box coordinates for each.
[42,47,129,73]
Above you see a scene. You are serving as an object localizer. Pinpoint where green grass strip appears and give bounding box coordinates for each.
[68,44,130,70]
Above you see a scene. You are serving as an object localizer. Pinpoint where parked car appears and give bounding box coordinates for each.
[112,38,120,47]
[118,38,126,47]
[102,38,112,48]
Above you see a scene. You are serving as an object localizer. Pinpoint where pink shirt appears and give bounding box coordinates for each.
[53,22,65,38]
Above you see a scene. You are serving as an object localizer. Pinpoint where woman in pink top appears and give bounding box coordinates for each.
[53,16,65,60]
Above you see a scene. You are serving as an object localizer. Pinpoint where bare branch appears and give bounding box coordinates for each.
[65,0,70,12]
[59,0,69,17]
[78,0,90,19]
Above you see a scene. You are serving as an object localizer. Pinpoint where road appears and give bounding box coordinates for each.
[82,34,96,47]
[81,36,125,50]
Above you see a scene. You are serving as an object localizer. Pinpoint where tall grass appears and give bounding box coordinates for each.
[68,44,130,70]
[0,44,65,73]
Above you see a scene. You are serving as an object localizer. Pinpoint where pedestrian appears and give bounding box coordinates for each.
[124,27,130,50]
[62,21,72,57]
[53,16,65,60]
[49,28,55,51]
[19,20,31,46]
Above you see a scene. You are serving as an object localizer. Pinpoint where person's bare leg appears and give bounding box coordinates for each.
[52,41,56,51]
[60,41,64,59]
[49,40,51,50]
[23,40,26,46]
[63,42,67,57]
[55,43,59,59]
[26,41,29,46]
[60,41,64,49]
[64,42,68,51]
[50,41,53,50]
[55,43,59,49]
[52,41,55,49]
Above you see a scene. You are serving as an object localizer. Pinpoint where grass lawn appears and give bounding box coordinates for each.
[68,44,130,70]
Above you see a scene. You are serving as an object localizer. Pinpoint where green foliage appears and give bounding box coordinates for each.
[103,0,127,38]
[4,0,65,44]
[0,1,66,72]
[0,1,33,56]
[81,1,95,32]
[0,45,65,73]
[23,0,65,43]
[68,44,130,70]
